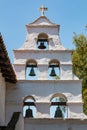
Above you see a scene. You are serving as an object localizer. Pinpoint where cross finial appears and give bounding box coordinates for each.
[39,5,48,16]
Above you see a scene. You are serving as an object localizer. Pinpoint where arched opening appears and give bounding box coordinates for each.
[23,96,36,118]
[50,94,67,118]
[49,59,60,80]
[37,33,49,50]
[26,59,37,80]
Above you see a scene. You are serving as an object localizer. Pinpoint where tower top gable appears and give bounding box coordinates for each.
[16,10,66,50]
[26,16,59,28]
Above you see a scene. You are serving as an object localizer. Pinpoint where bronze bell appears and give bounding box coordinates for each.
[54,106,63,118]
[29,66,36,76]
[25,107,33,118]
[38,42,46,49]
[50,66,56,77]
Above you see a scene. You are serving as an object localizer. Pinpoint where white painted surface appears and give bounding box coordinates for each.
[0,72,5,125]
[5,80,85,123]
[24,118,87,130]
[15,114,24,130]
[13,50,72,80]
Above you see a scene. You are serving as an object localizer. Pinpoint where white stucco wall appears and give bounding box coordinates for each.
[13,50,72,65]
[38,65,48,80]
[0,72,5,125]
[61,65,72,79]
[15,114,24,130]
[21,27,65,50]
[13,50,72,80]
[24,118,87,130]
[24,119,67,130]
[5,80,84,124]
[14,65,25,79]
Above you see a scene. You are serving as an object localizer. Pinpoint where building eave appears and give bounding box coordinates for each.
[17,79,82,83]
[13,49,72,53]
[24,118,87,124]
[27,16,59,26]
[0,33,17,84]
[26,24,59,28]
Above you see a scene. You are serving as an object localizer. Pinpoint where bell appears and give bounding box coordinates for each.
[25,107,33,118]
[29,66,35,76]
[38,42,46,49]
[50,67,56,77]
[54,106,63,118]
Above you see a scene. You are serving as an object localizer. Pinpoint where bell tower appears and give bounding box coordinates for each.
[6,5,87,130]
[13,6,72,81]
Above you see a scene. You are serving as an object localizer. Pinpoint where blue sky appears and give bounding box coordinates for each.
[0,0,87,62]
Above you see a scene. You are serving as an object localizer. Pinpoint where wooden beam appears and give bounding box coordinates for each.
[49,65,59,67]
[2,73,15,77]
[24,102,35,106]
[5,78,17,83]
[1,68,13,73]
[26,65,37,67]
[51,102,66,106]
[0,63,9,67]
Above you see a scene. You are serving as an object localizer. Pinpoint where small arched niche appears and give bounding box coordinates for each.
[26,59,37,80]
[49,59,60,80]
[23,96,36,118]
[37,33,49,50]
[50,93,67,118]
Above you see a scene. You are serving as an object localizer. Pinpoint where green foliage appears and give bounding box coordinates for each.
[72,34,87,114]
[55,75,59,80]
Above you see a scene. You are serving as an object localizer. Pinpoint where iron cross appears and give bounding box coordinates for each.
[39,5,48,16]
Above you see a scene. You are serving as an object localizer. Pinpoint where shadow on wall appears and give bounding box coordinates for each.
[0,112,20,130]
